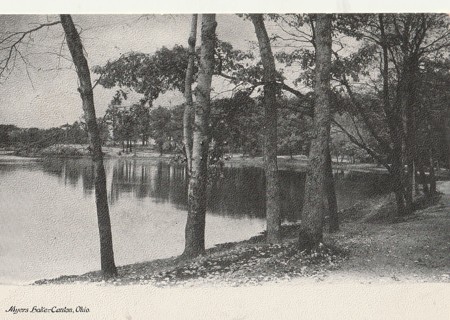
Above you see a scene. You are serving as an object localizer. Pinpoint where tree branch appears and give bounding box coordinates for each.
[333,119,391,172]
[0,20,62,78]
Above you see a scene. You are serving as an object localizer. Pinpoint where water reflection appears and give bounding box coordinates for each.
[40,158,391,222]
[0,156,394,283]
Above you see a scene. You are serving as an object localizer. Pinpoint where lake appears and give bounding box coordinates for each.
[0,156,390,284]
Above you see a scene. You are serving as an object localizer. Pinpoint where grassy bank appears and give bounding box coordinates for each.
[35,225,346,287]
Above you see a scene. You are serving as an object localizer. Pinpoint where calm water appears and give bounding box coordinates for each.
[0,156,390,284]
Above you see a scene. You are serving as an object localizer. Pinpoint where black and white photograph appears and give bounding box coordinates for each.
[0,1,449,319]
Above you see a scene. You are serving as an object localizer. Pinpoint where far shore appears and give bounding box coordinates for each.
[0,144,394,175]
[3,144,450,179]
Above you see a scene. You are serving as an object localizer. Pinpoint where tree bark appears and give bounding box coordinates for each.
[326,144,339,233]
[447,107,450,170]
[379,14,406,218]
[183,14,217,258]
[250,14,282,244]
[428,130,437,194]
[403,56,419,216]
[60,15,117,278]
[183,14,198,174]
[299,15,332,251]
[417,158,429,195]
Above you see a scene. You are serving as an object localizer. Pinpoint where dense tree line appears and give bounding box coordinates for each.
[0,122,89,149]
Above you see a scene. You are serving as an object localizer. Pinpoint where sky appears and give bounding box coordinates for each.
[0,14,257,128]
[1,10,448,129]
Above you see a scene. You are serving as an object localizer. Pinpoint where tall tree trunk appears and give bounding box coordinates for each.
[429,152,437,195]
[428,123,437,194]
[417,158,429,195]
[403,57,419,215]
[250,14,281,244]
[183,14,197,174]
[183,14,217,258]
[60,15,117,278]
[379,14,406,218]
[445,104,450,170]
[299,14,332,251]
[326,144,339,233]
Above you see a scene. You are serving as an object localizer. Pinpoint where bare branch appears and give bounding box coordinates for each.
[333,119,391,171]
[0,20,61,78]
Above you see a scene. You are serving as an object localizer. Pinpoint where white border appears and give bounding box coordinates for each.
[2,0,450,14]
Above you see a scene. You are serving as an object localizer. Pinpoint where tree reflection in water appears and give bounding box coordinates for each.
[41,158,391,222]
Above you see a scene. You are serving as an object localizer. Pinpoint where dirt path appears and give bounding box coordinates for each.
[321,181,450,283]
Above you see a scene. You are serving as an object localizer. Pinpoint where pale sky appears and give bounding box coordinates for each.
[0,15,257,128]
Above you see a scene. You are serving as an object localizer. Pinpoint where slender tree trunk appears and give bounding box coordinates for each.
[60,15,117,278]
[403,57,419,216]
[326,144,339,233]
[428,127,437,194]
[417,158,429,195]
[183,14,217,258]
[250,14,281,244]
[299,15,332,251]
[446,105,450,170]
[183,14,197,174]
[379,14,406,218]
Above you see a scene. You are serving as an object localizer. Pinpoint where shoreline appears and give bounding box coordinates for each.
[32,185,450,287]
[1,146,397,175]
[4,149,450,179]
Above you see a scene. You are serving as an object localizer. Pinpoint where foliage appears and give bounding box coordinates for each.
[148,106,182,155]
[93,45,190,103]
[1,122,88,151]
[209,93,263,158]
[278,97,313,157]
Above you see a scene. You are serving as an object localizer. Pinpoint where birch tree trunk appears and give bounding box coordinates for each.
[299,14,332,251]
[60,15,117,278]
[183,14,217,258]
[183,14,198,174]
[250,14,281,244]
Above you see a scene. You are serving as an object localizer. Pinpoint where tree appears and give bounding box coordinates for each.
[0,125,19,147]
[183,14,198,173]
[183,14,217,258]
[93,46,189,105]
[333,14,450,217]
[268,14,340,232]
[208,94,263,157]
[148,106,173,155]
[250,14,282,244]
[278,97,312,158]
[298,14,333,250]
[60,15,117,278]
